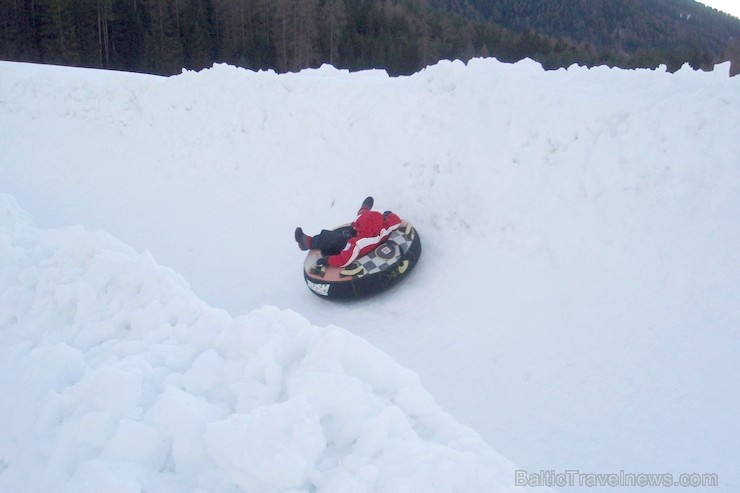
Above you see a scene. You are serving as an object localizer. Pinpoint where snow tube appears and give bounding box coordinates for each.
[302,222,422,300]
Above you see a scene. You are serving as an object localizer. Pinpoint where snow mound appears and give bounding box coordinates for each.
[0,193,537,492]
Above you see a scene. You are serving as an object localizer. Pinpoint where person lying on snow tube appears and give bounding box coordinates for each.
[294,196,402,268]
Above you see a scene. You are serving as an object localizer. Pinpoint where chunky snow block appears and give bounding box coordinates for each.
[303,222,422,300]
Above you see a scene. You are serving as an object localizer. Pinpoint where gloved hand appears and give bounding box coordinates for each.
[315,256,329,267]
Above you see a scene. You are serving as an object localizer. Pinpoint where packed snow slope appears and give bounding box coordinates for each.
[1,58,739,492]
[0,194,531,493]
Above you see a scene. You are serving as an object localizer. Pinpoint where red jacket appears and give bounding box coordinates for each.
[327,211,402,267]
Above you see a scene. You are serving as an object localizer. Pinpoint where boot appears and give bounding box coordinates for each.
[295,227,312,251]
[358,196,374,215]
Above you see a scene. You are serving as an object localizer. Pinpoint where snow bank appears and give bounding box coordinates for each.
[0,193,535,492]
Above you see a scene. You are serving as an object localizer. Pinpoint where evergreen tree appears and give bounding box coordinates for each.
[182,0,214,69]
[321,0,347,66]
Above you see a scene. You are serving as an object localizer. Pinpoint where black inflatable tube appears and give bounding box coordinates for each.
[303,226,422,300]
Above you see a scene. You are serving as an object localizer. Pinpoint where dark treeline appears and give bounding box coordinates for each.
[438,0,740,54]
[1,0,739,76]
[437,0,740,72]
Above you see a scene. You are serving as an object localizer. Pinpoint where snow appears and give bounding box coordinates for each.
[0,58,738,492]
[0,194,519,492]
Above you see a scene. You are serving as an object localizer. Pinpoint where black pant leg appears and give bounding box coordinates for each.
[311,229,349,256]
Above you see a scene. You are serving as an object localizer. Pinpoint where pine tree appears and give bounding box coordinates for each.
[183,0,214,70]
[321,0,347,66]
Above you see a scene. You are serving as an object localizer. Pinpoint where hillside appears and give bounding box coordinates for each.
[1,58,738,492]
[435,0,740,55]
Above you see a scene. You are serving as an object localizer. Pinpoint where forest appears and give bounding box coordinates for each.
[1,0,739,76]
